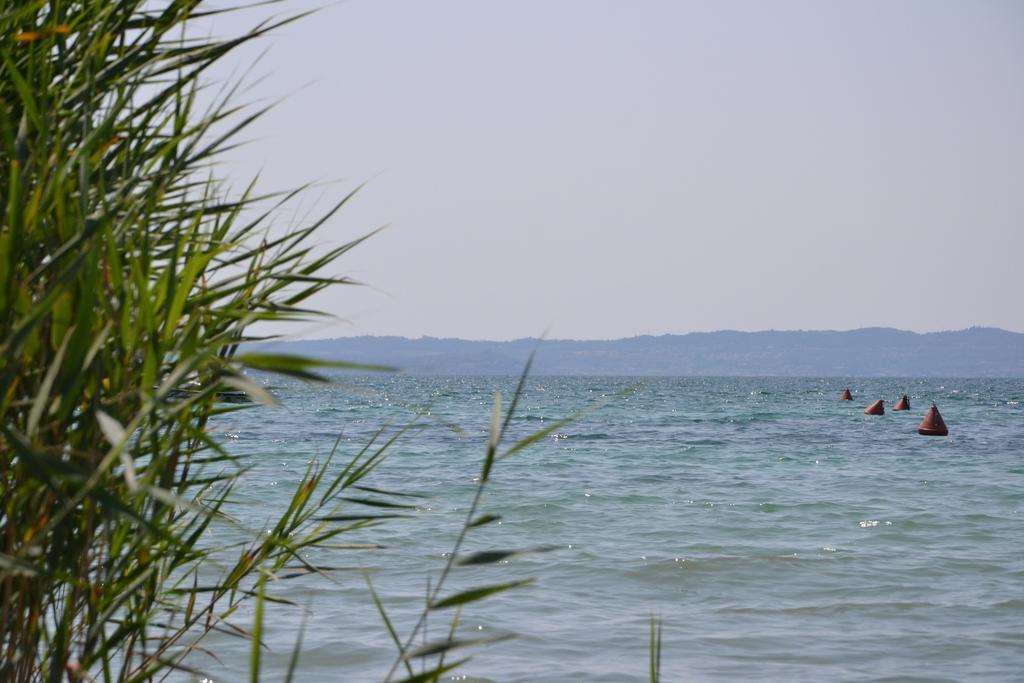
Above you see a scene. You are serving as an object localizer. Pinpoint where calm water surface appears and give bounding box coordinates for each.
[197,376,1024,682]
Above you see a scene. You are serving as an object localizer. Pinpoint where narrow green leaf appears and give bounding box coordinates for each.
[0,552,41,577]
[283,610,308,683]
[221,374,278,407]
[363,571,415,677]
[501,348,537,434]
[453,546,559,567]
[498,415,576,461]
[430,579,533,610]
[27,326,74,438]
[338,496,417,510]
[481,391,501,482]
[235,353,395,381]
[390,658,469,683]
[0,55,41,131]
[488,391,502,455]
[403,634,514,660]
[95,409,126,446]
[251,577,266,683]
[351,484,423,499]
[649,614,663,683]
[316,514,408,522]
[468,514,501,528]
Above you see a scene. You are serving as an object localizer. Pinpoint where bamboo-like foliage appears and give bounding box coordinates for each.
[0,1,385,679]
[0,2,666,680]
[367,358,581,682]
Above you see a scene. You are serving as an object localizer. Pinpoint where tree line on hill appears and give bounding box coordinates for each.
[271,327,1024,376]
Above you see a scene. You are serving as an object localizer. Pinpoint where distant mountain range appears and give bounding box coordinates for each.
[267,327,1024,377]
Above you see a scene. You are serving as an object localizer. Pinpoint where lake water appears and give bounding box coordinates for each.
[197,376,1024,682]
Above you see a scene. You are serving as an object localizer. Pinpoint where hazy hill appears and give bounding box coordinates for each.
[268,327,1024,376]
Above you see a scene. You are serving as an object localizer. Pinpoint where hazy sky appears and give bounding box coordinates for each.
[208,0,1023,340]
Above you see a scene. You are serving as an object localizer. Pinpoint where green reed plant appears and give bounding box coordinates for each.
[1,2,667,680]
[649,614,663,682]
[339,367,657,683]
[0,1,395,679]
[361,358,581,682]
[0,2,584,679]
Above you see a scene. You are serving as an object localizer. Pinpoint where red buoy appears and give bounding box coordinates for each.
[893,394,910,411]
[840,388,853,401]
[864,399,885,415]
[918,404,948,436]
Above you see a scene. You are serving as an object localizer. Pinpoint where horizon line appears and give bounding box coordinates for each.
[280,325,1022,345]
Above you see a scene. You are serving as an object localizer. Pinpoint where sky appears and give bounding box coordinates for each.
[206,0,1024,340]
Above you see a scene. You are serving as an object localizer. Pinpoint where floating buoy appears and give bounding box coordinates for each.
[840,388,853,401]
[918,404,948,436]
[864,399,885,415]
[893,394,910,411]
